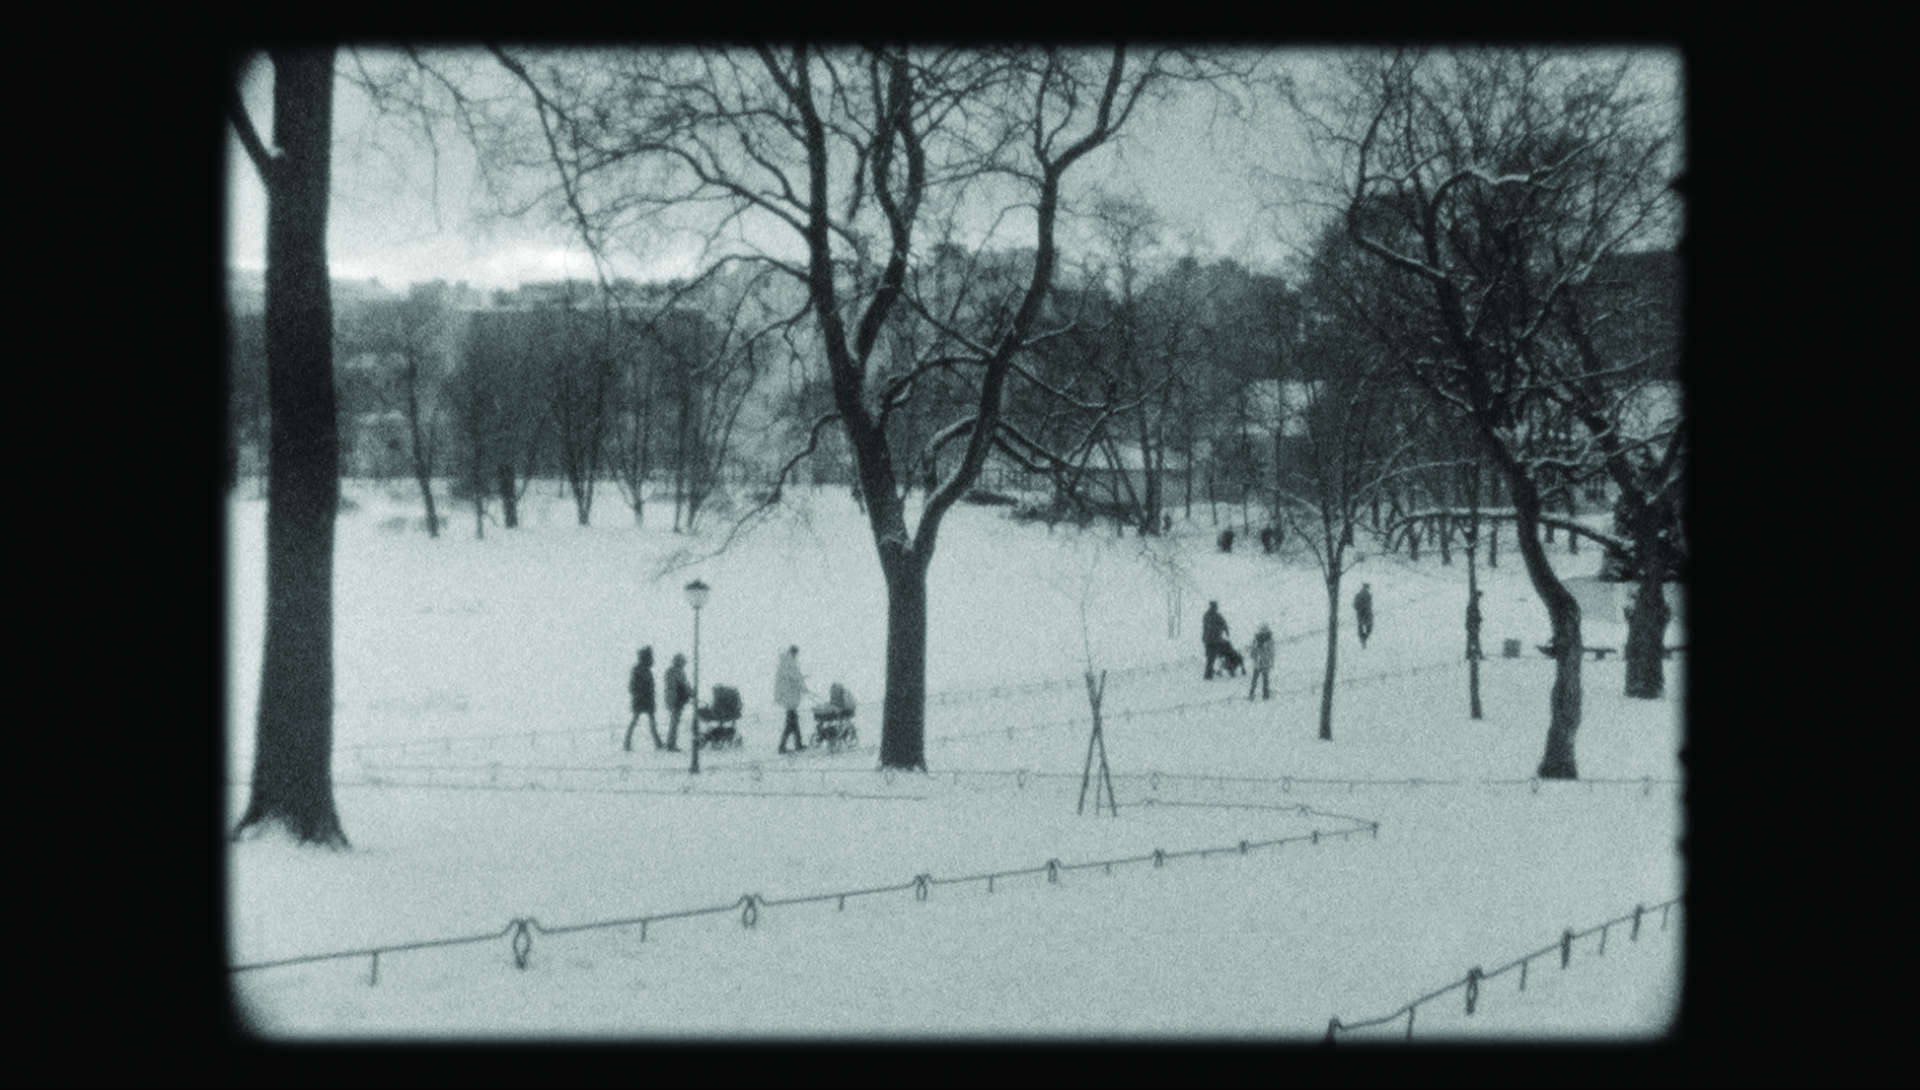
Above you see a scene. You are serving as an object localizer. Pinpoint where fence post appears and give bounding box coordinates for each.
[1465,967,1482,1015]
[369,951,379,986]
[1632,904,1644,941]
[1561,928,1573,969]
[1324,1017,1341,1044]
[510,919,533,970]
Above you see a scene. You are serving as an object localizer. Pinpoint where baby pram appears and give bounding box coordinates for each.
[695,684,744,750]
[810,682,859,752]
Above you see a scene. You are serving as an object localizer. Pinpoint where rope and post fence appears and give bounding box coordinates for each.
[1322,895,1683,1043]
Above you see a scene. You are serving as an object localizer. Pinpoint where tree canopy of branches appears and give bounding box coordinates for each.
[469,44,1246,770]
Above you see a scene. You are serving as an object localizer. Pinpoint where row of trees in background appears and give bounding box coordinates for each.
[230,271,774,538]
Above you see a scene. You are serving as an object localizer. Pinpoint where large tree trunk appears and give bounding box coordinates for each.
[233,48,349,849]
[1623,548,1671,699]
[878,549,931,770]
[1319,571,1340,741]
[1507,474,1582,779]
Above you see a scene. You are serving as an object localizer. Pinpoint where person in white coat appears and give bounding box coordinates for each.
[774,645,811,753]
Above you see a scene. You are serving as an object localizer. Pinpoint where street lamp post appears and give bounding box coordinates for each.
[684,579,710,775]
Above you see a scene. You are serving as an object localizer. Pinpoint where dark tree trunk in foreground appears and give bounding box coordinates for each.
[1319,575,1340,741]
[878,550,930,769]
[1623,571,1670,698]
[231,48,349,848]
[1507,473,1582,779]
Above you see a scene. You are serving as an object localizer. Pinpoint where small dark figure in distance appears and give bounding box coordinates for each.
[1466,590,1485,661]
[662,653,692,751]
[625,646,662,752]
[1202,601,1234,679]
[1217,528,1236,553]
[1354,583,1374,648]
[774,645,811,754]
[1248,624,1275,700]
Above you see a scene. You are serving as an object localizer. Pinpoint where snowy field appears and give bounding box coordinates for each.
[226,480,1686,1041]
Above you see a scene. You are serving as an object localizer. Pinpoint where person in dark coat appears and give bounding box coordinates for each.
[1354,583,1374,648]
[662,653,692,751]
[624,646,661,752]
[1201,601,1232,679]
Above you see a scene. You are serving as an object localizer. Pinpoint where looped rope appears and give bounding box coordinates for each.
[509,918,533,969]
[1238,839,1249,855]
[1045,859,1061,884]
[1465,967,1482,1014]
[1152,848,1165,869]
[913,874,931,902]
[740,895,760,929]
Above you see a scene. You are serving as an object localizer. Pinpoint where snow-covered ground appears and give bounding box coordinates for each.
[227,481,1685,1040]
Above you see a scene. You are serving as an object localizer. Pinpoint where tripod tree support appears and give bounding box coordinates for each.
[1078,670,1119,817]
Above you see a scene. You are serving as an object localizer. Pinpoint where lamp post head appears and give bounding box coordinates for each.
[684,579,711,611]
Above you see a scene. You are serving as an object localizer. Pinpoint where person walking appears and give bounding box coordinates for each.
[1354,583,1374,648]
[1202,601,1232,679]
[1248,624,1275,701]
[624,646,661,752]
[774,645,810,754]
[662,653,692,751]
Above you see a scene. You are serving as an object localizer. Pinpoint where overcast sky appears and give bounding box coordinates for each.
[225,47,1678,295]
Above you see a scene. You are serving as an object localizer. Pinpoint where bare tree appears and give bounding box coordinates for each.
[1283,234,1411,741]
[228,49,349,848]
[451,307,551,536]
[1297,47,1681,778]
[480,45,1243,769]
[341,283,457,535]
